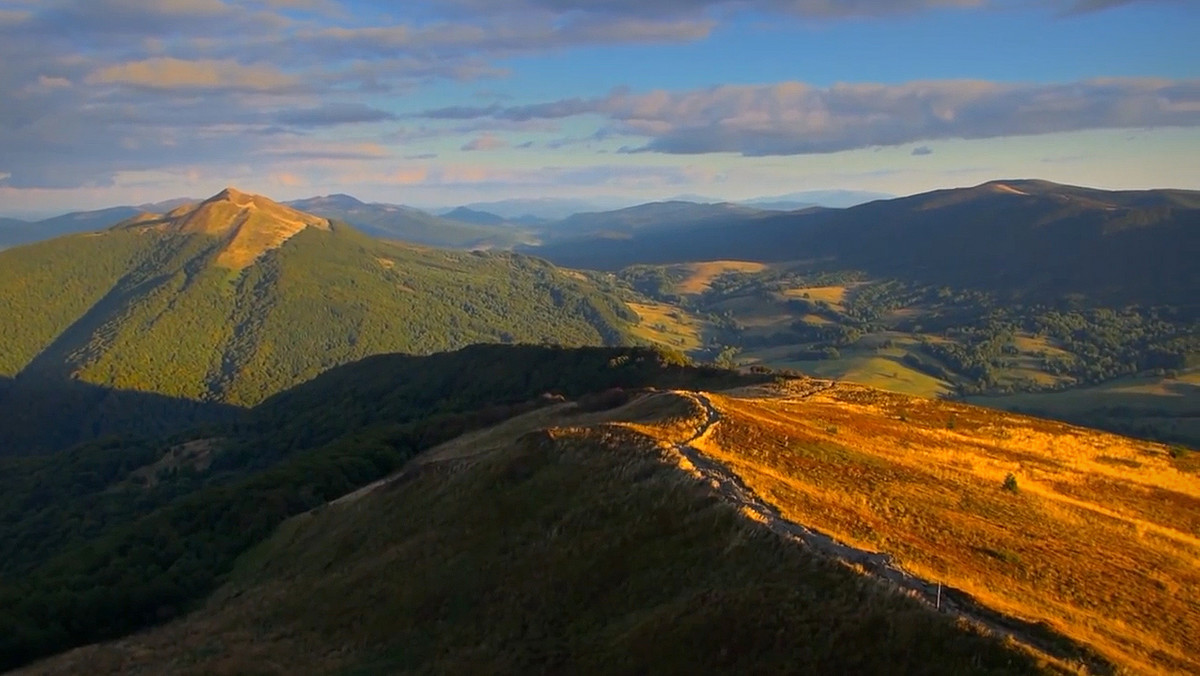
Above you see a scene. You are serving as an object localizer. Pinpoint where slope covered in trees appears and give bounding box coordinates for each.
[0,190,640,453]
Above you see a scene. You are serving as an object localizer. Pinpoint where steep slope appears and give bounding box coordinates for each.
[288,194,529,248]
[0,190,638,452]
[533,180,1200,305]
[15,389,1051,676]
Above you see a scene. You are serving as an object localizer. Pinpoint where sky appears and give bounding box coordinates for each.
[0,0,1197,215]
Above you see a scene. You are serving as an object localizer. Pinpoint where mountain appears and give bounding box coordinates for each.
[533,180,1200,305]
[0,345,764,670]
[135,197,197,213]
[441,205,508,225]
[741,189,893,209]
[455,196,632,221]
[0,188,638,452]
[288,194,530,248]
[541,201,775,242]
[5,352,1194,673]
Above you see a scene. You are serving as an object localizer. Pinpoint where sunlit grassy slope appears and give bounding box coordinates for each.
[627,300,707,352]
[968,370,1200,448]
[20,391,1053,676]
[695,382,1200,674]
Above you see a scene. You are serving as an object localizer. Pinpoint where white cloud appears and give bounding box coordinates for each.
[425,78,1200,156]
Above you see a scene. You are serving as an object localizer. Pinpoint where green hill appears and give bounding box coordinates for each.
[0,189,637,453]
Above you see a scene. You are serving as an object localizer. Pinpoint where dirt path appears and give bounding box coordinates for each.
[675,391,1113,675]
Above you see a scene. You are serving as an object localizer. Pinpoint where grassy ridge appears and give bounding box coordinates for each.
[17,397,1045,675]
[0,346,755,671]
[694,382,1200,673]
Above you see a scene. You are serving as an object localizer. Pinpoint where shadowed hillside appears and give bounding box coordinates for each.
[14,387,1051,676]
[533,180,1200,305]
[0,346,764,669]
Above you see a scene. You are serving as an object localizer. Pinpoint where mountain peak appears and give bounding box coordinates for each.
[212,186,250,201]
[138,188,330,269]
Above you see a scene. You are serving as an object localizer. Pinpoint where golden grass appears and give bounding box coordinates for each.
[781,284,854,309]
[137,188,331,270]
[628,300,706,352]
[674,260,767,294]
[971,371,1200,416]
[692,382,1200,674]
[771,353,951,398]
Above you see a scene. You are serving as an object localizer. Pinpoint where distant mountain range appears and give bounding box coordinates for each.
[530,179,1200,305]
[285,194,535,248]
[0,189,893,250]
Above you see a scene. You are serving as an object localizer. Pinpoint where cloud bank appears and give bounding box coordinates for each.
[0,0,1190,192]
[425,78,1200,156]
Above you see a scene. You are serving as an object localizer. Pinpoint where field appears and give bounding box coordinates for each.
[969,370,1200,449]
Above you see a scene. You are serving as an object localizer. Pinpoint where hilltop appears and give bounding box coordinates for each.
[8,354,1196,674]
[0,190,638,452]
[123,187,330,269]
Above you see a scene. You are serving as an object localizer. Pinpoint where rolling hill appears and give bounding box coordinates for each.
[533,180,1200,306]
[0,189,638,452]
[7,352,1196,674]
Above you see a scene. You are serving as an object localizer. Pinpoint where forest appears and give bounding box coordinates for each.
[0,345,762,671]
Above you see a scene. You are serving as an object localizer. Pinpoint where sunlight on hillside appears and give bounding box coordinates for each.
[628,300,706,352]
[675,261,768,294]
[694,382,1200,674]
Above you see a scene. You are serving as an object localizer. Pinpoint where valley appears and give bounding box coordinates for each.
[0,180,1195,675]
[6,1,1197,673]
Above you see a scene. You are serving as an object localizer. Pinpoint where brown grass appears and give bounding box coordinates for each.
[690,382,1200,674]
[674,260,767,294]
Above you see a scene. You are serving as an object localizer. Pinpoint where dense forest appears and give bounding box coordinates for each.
[0,212,643,453]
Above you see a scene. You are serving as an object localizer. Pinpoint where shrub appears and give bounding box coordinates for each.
[1002,473,1019,492]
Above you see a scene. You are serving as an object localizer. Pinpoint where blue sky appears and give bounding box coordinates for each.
[0,0,1196,214]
